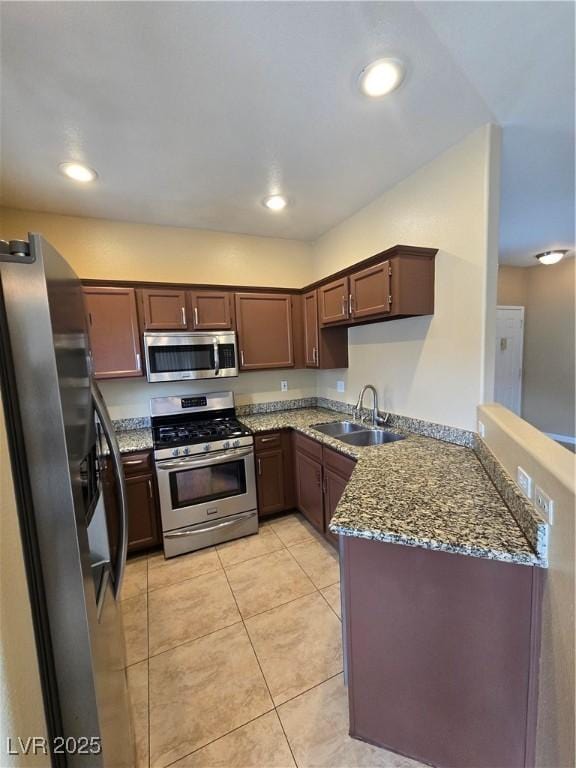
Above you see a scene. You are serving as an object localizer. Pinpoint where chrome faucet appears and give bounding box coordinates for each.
[353,384,389,427]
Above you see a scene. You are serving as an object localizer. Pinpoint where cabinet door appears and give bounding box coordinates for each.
[83,287,142,379]
[125,474,161,553]
[303,290,319,367]
[295,450,323,531]
[235,293,294,369]
[256,449,285,516]
[319,277,349,325]
[190,290,233,330]
[350,260,391,320]
[324,469,349,546]
[141,288,188,330]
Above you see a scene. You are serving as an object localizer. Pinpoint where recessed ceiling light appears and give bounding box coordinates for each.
[535,250,567,265]
[263,194,288,212]
[59,162,98,183]
[359,58,405,98]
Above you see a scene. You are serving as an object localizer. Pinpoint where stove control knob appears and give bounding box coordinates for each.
[203,443,211,452]
[183,447,190,455]
[223,441,230,450]
[232,439,241,448]
[172,448,179,457]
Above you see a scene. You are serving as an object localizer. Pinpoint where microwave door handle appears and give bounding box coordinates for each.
[91,380,128,600]
[213,338,220,375]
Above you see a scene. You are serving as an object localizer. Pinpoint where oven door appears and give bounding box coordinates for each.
[144,332,238,382]
[155,446,257,531]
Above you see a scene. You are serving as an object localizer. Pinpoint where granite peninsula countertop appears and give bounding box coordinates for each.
[238,408,541,567]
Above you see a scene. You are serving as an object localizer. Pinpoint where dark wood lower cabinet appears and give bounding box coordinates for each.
[254,431,295,518]
[256,448,285,516]
[125,474,160,552]
[103,450,162,556]
[292,433,356,544]
[323,468,350,546]
[342,536,543,768]
[294,449,324,532]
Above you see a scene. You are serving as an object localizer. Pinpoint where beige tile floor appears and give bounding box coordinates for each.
[121,513,424,768]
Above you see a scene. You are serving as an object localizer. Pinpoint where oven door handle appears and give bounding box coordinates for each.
[165,512,257,538]
[155,447,253,470]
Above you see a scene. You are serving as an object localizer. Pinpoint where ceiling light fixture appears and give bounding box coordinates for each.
[359,58,405,98]
[535,250,567,266]
[59,162,98,183]
[263,194,288,212]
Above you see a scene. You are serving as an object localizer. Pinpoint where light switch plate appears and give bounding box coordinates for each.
[280,380,288,392]
[336,380,345,393]
[534,485,554,525]
[517,466,532,499]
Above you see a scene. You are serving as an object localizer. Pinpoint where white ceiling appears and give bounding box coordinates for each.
[0,1,574,265]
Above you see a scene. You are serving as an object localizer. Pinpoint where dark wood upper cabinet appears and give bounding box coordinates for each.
[319,277,350,325]
[235,292,294,369]
[140,288,188,330]
[83,286,142,379]
[303,289,348,370]
[189,290,233,330]
[350,260,391,320]
[303,290,319,366]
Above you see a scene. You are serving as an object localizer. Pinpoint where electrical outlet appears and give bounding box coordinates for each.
[336,380,345,393]
[517,466,532,499]
[534,485,554,525]
[280,380,288,392]
[478,420,486,437]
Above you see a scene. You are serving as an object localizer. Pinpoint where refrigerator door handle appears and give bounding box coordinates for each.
[91,380,128,600]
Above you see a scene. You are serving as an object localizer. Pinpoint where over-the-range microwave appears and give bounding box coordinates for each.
[143,331,239,382]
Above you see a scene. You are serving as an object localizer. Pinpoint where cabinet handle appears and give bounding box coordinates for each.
[348,293,353,315]
[259,437,276,443]
[147,479,153,499]
[194,306,199,326]
[312,346,317,365]
[124,459,144,466]
[257,458,262,476]
[341,296,346,317]
[136,352,141,371]
[181,306,186,325]
[240,350,245,366]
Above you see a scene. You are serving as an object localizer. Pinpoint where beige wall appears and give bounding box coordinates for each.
[497,260,575,437]
[497,264,528,305]
[100,370,317,420]
[478,404,575,768]
[0,393,49,766]
[312,125,500,431]
[0,207,314,287]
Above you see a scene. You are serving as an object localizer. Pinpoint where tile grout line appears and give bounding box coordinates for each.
[146,556,150,768]
[215,545,300,768]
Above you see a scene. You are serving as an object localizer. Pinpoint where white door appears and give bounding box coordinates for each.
[494,306,524,415]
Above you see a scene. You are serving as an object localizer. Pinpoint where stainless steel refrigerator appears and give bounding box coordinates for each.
[0,235,135,766]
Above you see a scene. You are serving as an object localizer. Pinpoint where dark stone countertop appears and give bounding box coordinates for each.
[238,408,541,567]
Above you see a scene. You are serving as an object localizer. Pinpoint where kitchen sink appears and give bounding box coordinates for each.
[312,420,365,436]
[338,429,405,446]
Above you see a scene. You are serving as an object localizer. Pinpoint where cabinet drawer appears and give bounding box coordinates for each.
[121,451,152,476]
[255,433,282,451]
[323,446,356,479]
[293,431,323,462]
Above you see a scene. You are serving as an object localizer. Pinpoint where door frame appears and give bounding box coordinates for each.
[495,305,525,415]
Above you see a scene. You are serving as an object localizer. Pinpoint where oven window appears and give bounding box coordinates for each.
[169,459,247,508]
[148,344,215,374]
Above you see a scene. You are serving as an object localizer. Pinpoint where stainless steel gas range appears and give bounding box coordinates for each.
[150,392,258,557]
